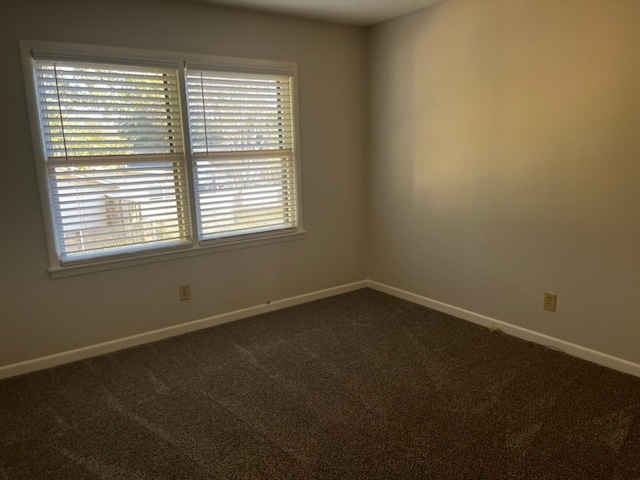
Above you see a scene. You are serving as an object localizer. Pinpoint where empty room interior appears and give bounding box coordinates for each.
[3,0,640,477]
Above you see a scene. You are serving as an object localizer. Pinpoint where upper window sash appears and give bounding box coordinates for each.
[34,59,184,160]
[185,69,294,155]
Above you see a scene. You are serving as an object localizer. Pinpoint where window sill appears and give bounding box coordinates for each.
[48,230,307,279]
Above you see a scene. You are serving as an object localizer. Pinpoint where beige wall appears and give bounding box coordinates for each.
[4,0,640,372]
[369,0,640,363]
[0,0,368,366]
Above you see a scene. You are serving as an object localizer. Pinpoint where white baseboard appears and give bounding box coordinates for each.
[4,279,640,381]
[0,280,368,380]
[366,280,640,379]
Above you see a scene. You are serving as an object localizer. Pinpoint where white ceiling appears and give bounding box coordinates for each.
[186,0,445,26]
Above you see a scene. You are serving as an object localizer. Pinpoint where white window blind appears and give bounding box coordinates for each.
[186,69,298,240]
[24,42,302,272]
[34,59,191,262]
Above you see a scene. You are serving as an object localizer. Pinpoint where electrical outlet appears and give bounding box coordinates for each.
[543,292,557,312]
[179,284,191,301]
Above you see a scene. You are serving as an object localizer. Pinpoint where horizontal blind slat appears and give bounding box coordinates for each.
[200,208,296,223]
[55,206,189,228]
[200,217,293,231]
[201,223,294,240]
[64,222,183,243]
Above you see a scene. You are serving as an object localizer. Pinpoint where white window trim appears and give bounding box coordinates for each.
[20,40,305,278]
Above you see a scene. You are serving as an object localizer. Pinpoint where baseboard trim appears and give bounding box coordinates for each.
[366,280,640,379]
[4,279,640,381]
[0,280,369,380]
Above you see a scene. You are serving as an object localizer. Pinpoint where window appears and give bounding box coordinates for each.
[186,69,297,241]
[21,42,303,275]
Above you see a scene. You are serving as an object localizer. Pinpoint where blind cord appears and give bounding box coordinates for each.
[199,72,210,155]
[52,62,70,160]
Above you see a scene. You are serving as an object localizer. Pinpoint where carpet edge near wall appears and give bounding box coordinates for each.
[2,279,639,380]
[368,281,640,379]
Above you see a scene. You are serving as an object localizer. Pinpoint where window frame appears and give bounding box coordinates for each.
[185,64,299,245]
[21,41,305,278]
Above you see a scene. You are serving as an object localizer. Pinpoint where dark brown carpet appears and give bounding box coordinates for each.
[2,288,640,479]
